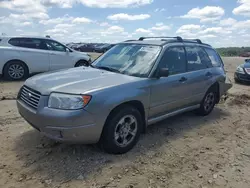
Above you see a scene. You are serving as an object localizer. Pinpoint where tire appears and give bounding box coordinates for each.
[197,87,217,116]
[100,105,143,154]
[3,61,28,81]
[75,60,88,67]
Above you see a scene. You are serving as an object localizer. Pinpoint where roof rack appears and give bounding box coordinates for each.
[138,36,183,42]
[130,36,211,46]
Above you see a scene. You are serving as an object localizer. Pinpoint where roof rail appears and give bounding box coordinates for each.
[138,36,183,42]
[183,39,202,44]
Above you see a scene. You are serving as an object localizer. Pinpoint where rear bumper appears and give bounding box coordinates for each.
[234,72,250,82]
[219,76,233,96]
[16,99,103,144]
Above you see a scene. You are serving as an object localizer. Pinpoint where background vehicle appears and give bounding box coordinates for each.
[17,36,232,154]
[0,36,91,80]
[74,44,96,52]
[94,44,116,53]
[240,52,250,57]
[234,58,250,83]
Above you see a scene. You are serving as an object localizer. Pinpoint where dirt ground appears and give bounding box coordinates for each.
[0,56,250,188]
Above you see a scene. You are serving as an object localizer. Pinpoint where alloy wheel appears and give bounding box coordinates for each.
[8,64,25,79]
[204,92,215,112]
[114,115,138,147]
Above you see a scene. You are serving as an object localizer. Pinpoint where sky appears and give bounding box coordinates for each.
[0,0,250,47]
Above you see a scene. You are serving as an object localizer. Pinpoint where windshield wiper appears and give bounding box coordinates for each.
[96,66,121,73]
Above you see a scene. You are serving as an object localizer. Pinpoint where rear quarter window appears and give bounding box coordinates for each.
[8,38,21,46]
[204,48,222,67]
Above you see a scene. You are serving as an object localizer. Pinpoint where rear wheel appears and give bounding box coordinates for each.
[3,61,28,80]
[197,87,217,116]
[100,105,143,154]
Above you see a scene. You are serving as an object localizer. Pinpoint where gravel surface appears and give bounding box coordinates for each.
[1,56,250,188]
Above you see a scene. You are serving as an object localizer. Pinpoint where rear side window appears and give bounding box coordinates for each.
[185,46,211,71]
[8,38,20,46]
[204,48,222,67]
[8,38,48,50]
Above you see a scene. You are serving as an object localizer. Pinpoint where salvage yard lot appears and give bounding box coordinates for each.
[0,55,250,188]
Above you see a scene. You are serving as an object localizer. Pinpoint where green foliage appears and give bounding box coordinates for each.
[216,47,250,57]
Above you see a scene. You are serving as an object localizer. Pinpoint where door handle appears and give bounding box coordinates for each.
[205,72,212,77]
[179,77,187,82]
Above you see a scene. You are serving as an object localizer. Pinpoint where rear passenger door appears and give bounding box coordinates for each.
[8,38,50,73]
[184,45,213,104]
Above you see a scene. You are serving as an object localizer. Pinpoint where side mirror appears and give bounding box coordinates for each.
[157,68,169,78]
[66,48,72,53]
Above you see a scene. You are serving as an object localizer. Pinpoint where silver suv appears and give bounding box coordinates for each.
[17,37,232,154]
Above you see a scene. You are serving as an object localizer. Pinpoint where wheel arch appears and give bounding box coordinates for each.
[102,100,146,136]
[208,81,220,104]
[74,59,89,67]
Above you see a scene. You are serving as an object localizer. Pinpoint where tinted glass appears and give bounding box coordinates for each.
[185,46,211,71]
[8,38,21,46]
[158,46,186,75]
[93,44,161,77]
[204,48,222,67]
[45,40,66,52]
[9,38,47,50]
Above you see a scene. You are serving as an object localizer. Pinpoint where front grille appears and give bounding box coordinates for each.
[239,74,250,81]
[19,86,41,109]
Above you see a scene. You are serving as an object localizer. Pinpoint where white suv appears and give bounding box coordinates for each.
[0,36,91,80]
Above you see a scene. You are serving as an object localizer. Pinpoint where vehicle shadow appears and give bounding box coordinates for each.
[234,80,250,86]
[14,107,230,183]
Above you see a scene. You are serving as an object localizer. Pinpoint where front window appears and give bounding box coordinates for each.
[45,40,66,52]
[93,44,161,77]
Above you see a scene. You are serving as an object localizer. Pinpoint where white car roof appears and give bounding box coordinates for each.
[0,36,53,40]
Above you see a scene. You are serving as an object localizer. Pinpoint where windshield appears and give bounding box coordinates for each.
[93,44,161,77]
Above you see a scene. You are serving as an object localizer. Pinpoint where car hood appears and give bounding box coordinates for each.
[243,63,250,68]
[24,67,141,95]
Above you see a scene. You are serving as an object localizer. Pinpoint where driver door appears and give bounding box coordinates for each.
[149,46,193,119]
[44,39,73,71]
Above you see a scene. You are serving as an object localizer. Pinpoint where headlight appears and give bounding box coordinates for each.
[48,93,91,110]
[236,66,244,74]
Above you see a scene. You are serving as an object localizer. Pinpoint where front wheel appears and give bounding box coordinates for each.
[100,105,143,154]
[75,60,88,67]
[197,89,217,116]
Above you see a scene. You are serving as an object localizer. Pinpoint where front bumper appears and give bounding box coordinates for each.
[16,99,103,144]
[234,72,250,82]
